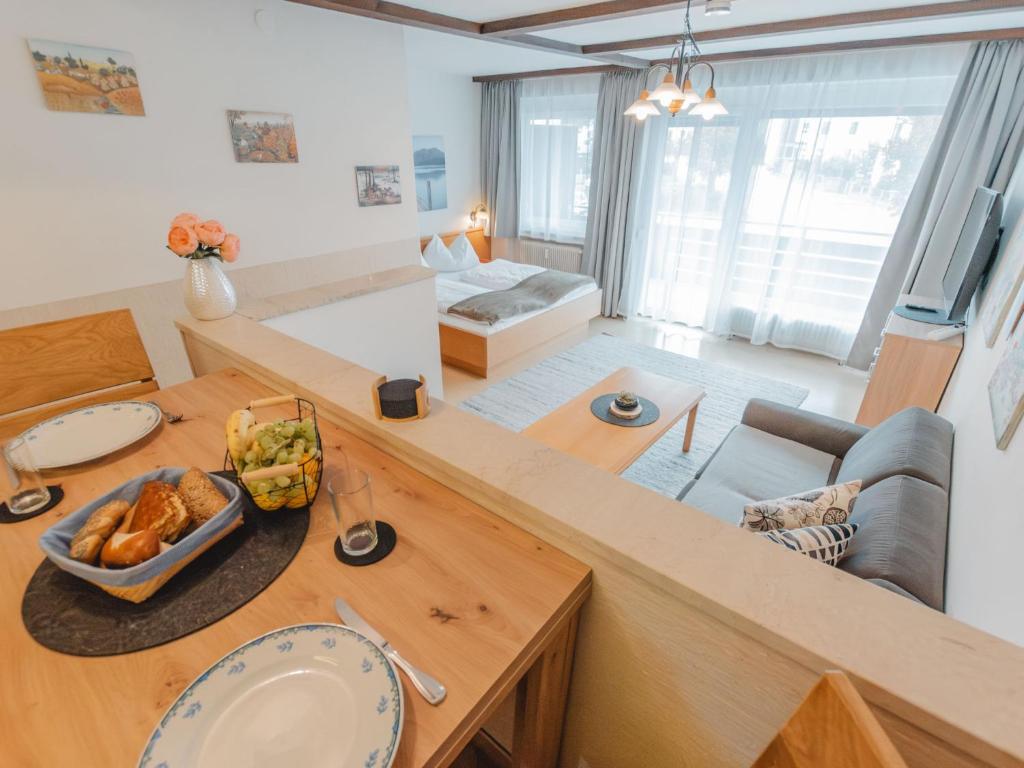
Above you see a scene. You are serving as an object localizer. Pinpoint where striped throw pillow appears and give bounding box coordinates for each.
[759,523,858,566]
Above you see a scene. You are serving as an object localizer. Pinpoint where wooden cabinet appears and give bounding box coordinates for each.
[856,295,963,427]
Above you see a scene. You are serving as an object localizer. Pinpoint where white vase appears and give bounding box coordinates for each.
[183,257,237,320]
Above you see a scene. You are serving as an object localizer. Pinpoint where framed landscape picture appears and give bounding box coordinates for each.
[226,110,298,163]
[413,135,447,212]
[26,39,144,115]
[355,165,402,207]
[989,320,1024,449]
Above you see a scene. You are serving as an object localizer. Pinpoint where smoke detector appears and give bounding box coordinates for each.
[705,0,732,15]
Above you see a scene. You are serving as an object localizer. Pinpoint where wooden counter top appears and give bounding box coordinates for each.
[0,369,589,767]
[237,264,435,321]
[174,313,1024,768]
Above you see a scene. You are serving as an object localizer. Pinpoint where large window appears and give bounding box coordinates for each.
[519,75,600,243]
[624,47,964,360]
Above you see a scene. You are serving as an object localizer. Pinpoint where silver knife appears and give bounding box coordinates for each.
[334,597,447,705]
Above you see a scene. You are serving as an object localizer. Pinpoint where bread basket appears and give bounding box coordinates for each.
[224,395,323,512]
[38,468,244,603]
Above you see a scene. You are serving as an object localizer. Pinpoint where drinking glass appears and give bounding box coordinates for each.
[327,468,378,556]
[2,438,51,515]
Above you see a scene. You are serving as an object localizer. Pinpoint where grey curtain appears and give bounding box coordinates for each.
[582,69,648,317]
[848,40,1024,369]
[480,80,521,239]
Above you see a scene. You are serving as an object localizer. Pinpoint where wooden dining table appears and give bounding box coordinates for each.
[0,368,591,768]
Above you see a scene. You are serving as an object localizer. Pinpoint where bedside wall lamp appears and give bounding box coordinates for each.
[470,204,488,230]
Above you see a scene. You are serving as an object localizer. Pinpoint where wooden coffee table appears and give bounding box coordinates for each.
[523,366,705,474]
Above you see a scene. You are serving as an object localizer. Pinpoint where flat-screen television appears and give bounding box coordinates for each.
[894,186,1003,326]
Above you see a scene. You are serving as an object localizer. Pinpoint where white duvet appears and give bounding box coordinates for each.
[435,258,597,332]
[456,259,545,292]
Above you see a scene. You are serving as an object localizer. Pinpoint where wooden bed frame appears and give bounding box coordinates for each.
[422,228,602,378]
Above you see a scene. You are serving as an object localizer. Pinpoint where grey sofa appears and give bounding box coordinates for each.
[677,399,953,610]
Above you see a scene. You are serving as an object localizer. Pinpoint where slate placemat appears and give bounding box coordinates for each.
[21,472,310,657]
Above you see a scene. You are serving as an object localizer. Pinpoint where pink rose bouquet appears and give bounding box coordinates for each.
[166,212,240,263]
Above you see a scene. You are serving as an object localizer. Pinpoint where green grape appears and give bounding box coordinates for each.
[244,450,258,465]
[259,434,274,450]
[288,452,302,464]
[281,424,295,438]
[275,450,289,464]
[275,475,291,488]
[256,480,273,495]
[292,439,306,453]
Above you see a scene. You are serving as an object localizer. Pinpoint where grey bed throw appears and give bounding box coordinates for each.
[448,271,596,326]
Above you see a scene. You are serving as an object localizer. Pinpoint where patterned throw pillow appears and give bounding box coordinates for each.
[740,480,861,532]
[759,523,858,566]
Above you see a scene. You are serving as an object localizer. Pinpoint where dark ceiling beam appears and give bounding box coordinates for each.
[287,0,481,34]
[474,26,1024,81]
[286,0,650,67]
[648,26,1024,66]
[473,65,629,84]
[480,0,704,37]
[582,0,1024,54]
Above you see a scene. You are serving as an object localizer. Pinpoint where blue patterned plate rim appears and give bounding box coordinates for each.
[18,400,163,469]
[137,622,404,768]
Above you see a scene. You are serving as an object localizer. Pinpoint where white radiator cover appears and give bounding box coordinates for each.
[501,238,584,274]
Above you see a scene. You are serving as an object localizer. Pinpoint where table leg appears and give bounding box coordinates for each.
[512,613,580,768]
[683,404,699,453]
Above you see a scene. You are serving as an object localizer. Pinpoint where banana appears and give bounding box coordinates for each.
[225,409,255,467]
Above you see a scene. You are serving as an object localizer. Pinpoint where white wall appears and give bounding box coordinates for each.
[0,0,418,311]
[261,277,444,398]
[404,28,481,237]
[941,158,1024,645]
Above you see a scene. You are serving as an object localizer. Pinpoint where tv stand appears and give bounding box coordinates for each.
[892,303,959,325]
[856,294,963,426]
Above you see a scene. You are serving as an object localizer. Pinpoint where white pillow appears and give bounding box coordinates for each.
[422,235,460,272]
[449,233,481,270]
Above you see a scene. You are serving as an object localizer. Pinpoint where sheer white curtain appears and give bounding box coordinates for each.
[622,46,965,360]
[519,75,601,243]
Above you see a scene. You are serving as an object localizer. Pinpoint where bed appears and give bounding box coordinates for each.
[420,228,602,377]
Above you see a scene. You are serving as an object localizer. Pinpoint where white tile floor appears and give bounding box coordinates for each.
[442,316,869,422]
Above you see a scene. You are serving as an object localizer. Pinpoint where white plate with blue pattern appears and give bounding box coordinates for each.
[19,400,162,469]
[139,624,403,768]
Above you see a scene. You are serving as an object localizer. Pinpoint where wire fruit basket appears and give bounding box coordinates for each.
[224,395,323,511]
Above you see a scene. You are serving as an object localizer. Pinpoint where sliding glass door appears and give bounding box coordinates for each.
[624,47,963,360]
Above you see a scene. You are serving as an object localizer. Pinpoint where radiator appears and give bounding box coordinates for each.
[501,238,583,274]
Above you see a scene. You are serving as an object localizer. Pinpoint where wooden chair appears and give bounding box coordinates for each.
[0,309,158,440]
[753,671,908,768]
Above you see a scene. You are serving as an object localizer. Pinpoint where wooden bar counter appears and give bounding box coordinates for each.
[167,313,1024,768]
[0,369,590,767]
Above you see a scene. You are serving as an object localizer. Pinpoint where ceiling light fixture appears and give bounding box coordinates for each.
[704,0,732,16]
[624,0,728,123]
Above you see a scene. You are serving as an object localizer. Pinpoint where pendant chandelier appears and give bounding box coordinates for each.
[624,0,728,123]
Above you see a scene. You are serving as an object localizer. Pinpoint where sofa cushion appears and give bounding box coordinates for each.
[836,407,953,491]
[758,523,858,566]
[680,425,834,524]
[837,475,948,610]
[740,480,861,532]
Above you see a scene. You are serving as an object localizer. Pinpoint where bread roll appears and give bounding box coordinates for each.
[100,530,161,568]
[177,468,228,526]
[128,482,190,543]
[69,500,131,564]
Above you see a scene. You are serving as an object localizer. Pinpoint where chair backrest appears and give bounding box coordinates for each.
[0,309,158,439]
[753,671,908,768]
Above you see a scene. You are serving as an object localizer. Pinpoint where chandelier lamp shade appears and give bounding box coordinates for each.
[623,0,728,123]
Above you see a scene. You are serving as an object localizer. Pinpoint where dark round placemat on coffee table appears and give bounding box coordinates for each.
[590,394,661,427]
[21,471,310,657]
